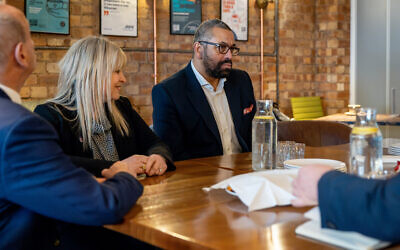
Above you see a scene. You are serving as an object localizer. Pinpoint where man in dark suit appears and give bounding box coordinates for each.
[291,165,400,242]
[152,19,256,161]
[0,4,147,249]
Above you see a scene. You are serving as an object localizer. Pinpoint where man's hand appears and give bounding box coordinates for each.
[144,154,167,176]
[101,161,139,179]
[291,165,333,207]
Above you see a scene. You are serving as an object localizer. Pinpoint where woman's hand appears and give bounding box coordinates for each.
[121,154,148,175]
[144,154,167,176]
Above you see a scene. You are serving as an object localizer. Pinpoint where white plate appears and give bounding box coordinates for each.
[284,158,346,170]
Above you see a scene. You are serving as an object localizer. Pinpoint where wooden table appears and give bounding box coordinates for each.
[316,113,400,125]
[105,145,352,249]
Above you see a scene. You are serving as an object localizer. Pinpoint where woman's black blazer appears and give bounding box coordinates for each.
[34,97,175,177]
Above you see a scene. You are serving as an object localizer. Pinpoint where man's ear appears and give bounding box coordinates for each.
[14,42,28,68]
[193,42,203,60]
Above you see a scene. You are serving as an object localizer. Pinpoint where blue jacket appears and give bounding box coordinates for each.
[152,63,256,161]
[319,171,400,242]
[0,89,143,249]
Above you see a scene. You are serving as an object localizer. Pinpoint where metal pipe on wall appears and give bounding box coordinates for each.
[274,0,280,105]
[260,8,264,99]
[153,0,158,85]
[257,0,280,104]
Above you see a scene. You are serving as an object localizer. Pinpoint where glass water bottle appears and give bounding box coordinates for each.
[252,100,277,170]
[349,108,383,178]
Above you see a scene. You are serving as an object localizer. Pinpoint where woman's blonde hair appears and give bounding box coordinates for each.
[49,36,129,149]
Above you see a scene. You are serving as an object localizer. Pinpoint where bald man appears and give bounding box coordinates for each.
[0,4,151,250]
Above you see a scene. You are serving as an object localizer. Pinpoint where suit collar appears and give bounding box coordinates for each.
[0,83,20,103]
[0,87,11,100]
[184,63,222,147]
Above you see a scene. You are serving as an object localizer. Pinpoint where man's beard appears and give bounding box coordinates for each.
[203,53,232,79]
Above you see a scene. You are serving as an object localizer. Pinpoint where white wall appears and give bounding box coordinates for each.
[351,0,400,115]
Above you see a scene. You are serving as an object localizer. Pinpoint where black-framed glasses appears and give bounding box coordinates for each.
[198,41,240,56]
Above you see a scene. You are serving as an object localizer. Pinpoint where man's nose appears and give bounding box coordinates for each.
[224,49,233,59]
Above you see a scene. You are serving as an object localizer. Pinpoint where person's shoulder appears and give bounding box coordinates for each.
[0,98,34,125]
[229,68,250,78]
[34,102,74,120]
[227,69,252,87]
[35,102,58,114]
[0,100,55,138]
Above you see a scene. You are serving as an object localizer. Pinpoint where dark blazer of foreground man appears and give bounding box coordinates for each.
[0,89,143,249]
[152,19,256,161]
[0,5,146,250]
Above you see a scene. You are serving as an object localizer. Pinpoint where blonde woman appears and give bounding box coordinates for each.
[35,36,175,177]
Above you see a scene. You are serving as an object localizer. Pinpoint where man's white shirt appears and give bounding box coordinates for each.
[0,83,21,104]
[191,61,241,155]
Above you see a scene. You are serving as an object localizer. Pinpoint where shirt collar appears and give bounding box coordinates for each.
[191,60,226,93]
[0,83,21,104]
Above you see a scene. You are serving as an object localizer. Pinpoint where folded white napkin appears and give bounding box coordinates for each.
[203,169,298,211]
[296,207,390,250]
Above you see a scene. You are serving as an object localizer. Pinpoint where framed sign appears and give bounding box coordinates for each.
[170,0,201,35]
[101,0,138,37]
[25,0,69,34]
[221,0,248,41]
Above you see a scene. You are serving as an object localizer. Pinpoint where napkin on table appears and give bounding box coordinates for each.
[296,207,390,250]
[203,169,298,211]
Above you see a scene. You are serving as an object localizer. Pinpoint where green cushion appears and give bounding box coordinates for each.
[291,96,323,120]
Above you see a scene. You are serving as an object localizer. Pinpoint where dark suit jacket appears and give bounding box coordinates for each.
[319,171,400,242]
[0,89,143,249]
[34,97,175,177]
[152,63,256,161]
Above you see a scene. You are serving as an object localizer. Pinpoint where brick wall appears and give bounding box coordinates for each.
[315,0,350,115]
[10,0,350,123]
[274,0,316,114]
[273,0,350,116]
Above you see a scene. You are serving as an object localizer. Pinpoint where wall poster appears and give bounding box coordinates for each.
[101,0,137,37]
[221,0,248,41]
[170,0,201,35]
[25,0,70,34]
